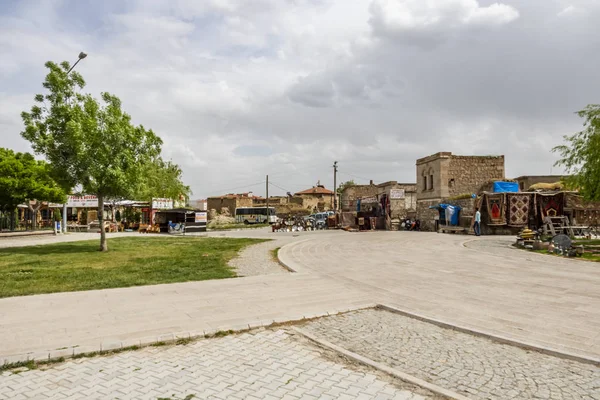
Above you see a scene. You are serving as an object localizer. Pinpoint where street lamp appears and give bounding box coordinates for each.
[61,51,87,233]
[67,51,88,74]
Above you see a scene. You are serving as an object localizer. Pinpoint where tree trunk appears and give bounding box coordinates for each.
[28,201,43,231]
[98,194,108,252]
[9,209,16,231]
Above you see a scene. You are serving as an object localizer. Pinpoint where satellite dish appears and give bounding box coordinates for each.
[552,234,572,249]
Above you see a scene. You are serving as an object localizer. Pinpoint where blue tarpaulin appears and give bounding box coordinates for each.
[429,203,461,226]
[493,181,519,193]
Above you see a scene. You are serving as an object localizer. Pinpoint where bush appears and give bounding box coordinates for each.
[53,208,62,222]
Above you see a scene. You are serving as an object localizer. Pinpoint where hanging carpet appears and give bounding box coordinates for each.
[507,194,530,226]
[485,194,506,225]
[538,193,564,218]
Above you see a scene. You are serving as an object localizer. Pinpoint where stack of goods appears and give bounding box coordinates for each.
[519,228,535,240]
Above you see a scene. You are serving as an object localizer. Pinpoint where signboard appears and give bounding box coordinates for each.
[195,212,207,223]
[152,198,173,210]
[67,195,98,208]
[361,196,378,204]
[390,189,405,199]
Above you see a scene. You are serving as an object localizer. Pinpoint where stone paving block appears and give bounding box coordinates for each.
[0,329,429,399]
[302,308,600,400]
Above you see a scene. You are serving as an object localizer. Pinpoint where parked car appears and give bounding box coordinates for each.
[310,212,329,229]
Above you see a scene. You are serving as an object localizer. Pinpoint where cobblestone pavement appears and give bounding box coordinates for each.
[301,309,600,400]
[229,239,289,277]
[0,329,434,400]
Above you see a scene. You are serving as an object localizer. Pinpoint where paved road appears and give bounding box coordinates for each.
[302,309,600,400]
[280,232,600,361]
[1,230,599,365]
[0,329,433,400]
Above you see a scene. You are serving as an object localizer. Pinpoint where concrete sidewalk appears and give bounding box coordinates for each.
[0,270,372,362]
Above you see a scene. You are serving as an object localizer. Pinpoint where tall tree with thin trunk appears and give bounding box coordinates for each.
[553,104,600,201]
[21,61,162,251]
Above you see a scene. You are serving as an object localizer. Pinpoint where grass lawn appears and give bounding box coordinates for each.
[0,237,267,298]
[208,223,269,231]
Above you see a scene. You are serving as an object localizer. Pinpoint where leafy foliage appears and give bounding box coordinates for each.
[53,208,62,222]
[122,207,141,224]
[336,180,356,194]
[0,148,66,211]
[553,105,600,201]
[136,159,191,202]
[21,61,183,250]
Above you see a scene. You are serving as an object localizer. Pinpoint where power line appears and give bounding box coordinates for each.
[269,181,290,192]
[338,171,371,182]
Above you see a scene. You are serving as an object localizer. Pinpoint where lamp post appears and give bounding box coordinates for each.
[67,52,87,74]
[62,52,87,233]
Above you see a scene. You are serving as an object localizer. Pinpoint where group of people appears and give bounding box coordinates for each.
[402,218,421,231]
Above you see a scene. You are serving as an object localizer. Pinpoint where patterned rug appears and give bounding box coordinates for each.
[538,193,564,218]
[508,194,530,226]
[486,194,506,225]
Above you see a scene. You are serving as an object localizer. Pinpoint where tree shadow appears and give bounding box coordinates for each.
[0,242,100,256]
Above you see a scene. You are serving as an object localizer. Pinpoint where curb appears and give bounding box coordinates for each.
[1,305,375,369]
[274,248,296,273]
[277,238,314,273]
[292,326,470,400]
[0,231,56,238]
[377,304,600,367]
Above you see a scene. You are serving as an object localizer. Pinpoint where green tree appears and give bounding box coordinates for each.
[553,105,600,201]
[21,61,163,250]
[0,148,66,230]
[136,159,191,204]
[336,180,356,195]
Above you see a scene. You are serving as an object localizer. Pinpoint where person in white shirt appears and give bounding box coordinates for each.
[474,207,481,236]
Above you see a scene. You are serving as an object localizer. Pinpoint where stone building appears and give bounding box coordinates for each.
[416,152,505,231]
[207,193,254,217]
[514,175,565,191]
[294,184,335,212]
[189,199,207,211]
[341,180,417,227]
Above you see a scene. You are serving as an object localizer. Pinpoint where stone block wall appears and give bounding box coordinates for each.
[416,152,505,202]
[341,185,379,211]
[416,153,449,200]
[207,197,253,218]
[416,197,476,232]
[416,199,440,231]
[447,156,505,197]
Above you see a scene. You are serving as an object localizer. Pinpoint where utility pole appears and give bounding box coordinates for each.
[266,175,269,223]
[333,161,338,211]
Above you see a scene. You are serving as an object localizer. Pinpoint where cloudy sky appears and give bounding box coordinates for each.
[1,0,598,199]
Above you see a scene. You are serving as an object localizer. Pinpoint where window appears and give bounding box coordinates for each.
[423,176,427,191]
[449,178,455,188]
[428,175,433,190]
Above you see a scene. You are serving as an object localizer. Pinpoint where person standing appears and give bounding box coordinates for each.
[474,207,481,236]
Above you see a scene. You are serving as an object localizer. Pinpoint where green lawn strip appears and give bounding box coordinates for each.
[572,239,600,246]
[270,247,281,262]
[0,237,267,298]
[208,223,269,231]
[525,248,600,262]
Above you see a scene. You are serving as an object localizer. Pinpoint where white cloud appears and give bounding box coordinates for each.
[369,0,519,46]
[2,0,600,199]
